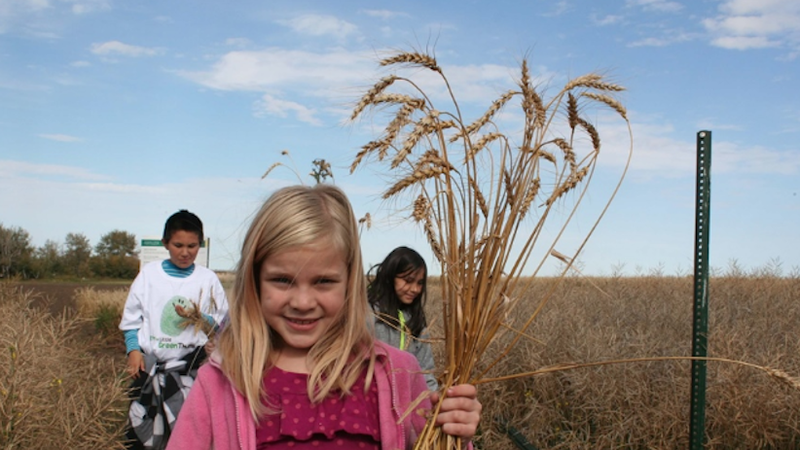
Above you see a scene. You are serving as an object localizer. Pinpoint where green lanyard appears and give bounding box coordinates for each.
[398,310,408,350]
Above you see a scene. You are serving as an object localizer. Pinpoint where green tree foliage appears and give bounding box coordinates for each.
[90,255,138,279]
[92,230,139,278]
[31,239,63,278]
[63,232,93,278]
[94,230,137,257]
[0,227,141,280]
[0,224,34,278]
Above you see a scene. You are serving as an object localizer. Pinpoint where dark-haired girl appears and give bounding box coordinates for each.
[368,246,438,390]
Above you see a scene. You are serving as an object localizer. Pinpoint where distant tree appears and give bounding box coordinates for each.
[95,230,137,258]
[92,230,138,279]
[91,254,138,279]
[63,232,92,278]
[0,224,34,278]
[32,239,64,278]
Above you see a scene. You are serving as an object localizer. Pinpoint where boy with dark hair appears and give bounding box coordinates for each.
[119,209,229,449]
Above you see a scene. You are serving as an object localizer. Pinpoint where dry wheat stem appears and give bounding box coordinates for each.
[372,93,425,108]
[471,122,624,382]
[479,121,632,378]
[450,91,515,143]
[391,110,439,169]
[466,132,504,163]
[261,162,282,179]
[349,51,633,450]
[177,301,215,337]
[350,75,399,120]
[476,356,800,392]
[380,52,442,73]
[581,92,627,119]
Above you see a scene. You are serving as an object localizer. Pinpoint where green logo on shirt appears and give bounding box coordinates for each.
[161,296,190,337]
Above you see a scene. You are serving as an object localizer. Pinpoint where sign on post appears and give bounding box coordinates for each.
[139,236,211,270]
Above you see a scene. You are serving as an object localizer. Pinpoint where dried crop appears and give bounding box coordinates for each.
[350,50,800,449]
[350,49,633,449]
[0,284,128,449]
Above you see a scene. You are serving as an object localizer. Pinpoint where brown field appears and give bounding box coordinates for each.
[0,281,130,449]
[423,275,800,449]
[2,274,800,449]
[22,280,131,316]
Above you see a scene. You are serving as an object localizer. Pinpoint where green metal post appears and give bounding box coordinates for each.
[689,130,712,449]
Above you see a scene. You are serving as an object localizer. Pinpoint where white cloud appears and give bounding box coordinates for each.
[361,9,408,20]
[225,37,251,47]
[68,0,109,15]
[0,0,49,15]
[593,14,624,26]
[542,1,571,17]
[628,37,674,47]
[722,0,796,15]
[703,0,800,52]
[75,182,164,194]
[433,63,548,103]
[70,60,90,67]
[0,0,49,34]
[0,165,274,270]
[712,141,800,174]
[0,159,109,181]
[695,119,741,131]
[710,35,780,50]
[628,30,696,47]
[253,94,322,126]
[38,133,82,142]
[277,14,358,40]
[601,118,800,178]
[176,48,557,126]
[626,0,684,13]
[176,48,375,92]
[0,0,108,36]
[90,40,163,57]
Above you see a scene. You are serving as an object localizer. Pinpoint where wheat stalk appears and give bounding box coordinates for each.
[478,356,800,392]
[380,51,441,73]
[350,50,637,449]
[176,290,217,338]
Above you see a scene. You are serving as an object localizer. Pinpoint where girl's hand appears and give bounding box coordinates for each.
[204,338,216,354]
[126,349,145,379]
[431,384,482,441]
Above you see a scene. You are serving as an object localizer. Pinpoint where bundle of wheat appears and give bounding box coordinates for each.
[350,50,632,449]
[175,289,219,338]
[349,50,800,449]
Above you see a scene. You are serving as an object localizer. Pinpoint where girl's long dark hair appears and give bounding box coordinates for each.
[367,246,427,336]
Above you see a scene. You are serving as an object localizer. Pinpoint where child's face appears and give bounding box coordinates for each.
[394,267,425,305]
[162,230,201,269]
[259,241,348,368]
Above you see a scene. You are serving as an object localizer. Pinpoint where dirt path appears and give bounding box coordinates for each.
[14,281,130,358]
[17,281,129,316]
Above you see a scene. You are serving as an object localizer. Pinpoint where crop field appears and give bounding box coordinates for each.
[2,272,799,449]
[424,274,800,449]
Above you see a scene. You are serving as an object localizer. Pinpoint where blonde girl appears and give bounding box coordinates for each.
[167,184,480,450]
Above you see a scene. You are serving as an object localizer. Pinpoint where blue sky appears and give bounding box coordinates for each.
[1,0,799,276]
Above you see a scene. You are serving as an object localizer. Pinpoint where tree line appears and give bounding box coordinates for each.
[0,223,139,280]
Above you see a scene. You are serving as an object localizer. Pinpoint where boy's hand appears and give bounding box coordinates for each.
[175,304,190,318]
[126,350,145,379]
[431,384,482,441]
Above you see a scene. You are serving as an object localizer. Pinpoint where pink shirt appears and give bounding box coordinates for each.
[256,366,380,449]
[167,341,432,450]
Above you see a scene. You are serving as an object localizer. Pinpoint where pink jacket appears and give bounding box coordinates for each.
[166,341,431,450]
